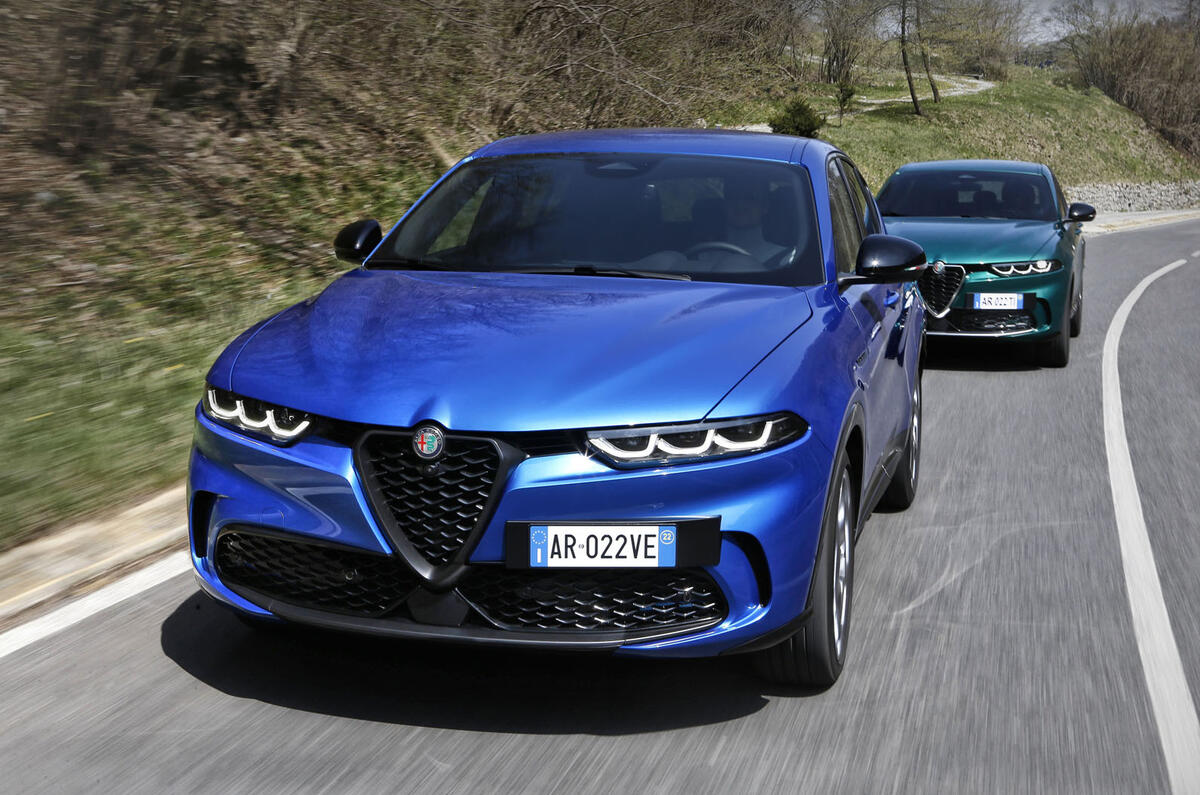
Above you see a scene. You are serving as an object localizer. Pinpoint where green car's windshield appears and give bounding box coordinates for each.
[877,169,1057,221]
[372,153,825,287]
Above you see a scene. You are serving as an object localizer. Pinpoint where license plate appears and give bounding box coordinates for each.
[528,524,676,568]
[972,292,1023,310]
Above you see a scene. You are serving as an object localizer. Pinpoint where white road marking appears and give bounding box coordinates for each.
[0,551,190,662]
[1103,258,1200,793]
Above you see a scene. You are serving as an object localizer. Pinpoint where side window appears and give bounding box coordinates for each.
[1051,172,1068,218]
[851,167,882,235]
[839,159,880,237]
[827,158,863,275]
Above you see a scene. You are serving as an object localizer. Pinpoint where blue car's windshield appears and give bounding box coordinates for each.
[373,153,824,286]
[877,169,1058,221]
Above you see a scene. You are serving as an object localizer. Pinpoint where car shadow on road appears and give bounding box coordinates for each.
[161,592,819,733]
[923,337,1042,372]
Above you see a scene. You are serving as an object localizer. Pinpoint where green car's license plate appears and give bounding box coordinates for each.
[972,292,1024,310]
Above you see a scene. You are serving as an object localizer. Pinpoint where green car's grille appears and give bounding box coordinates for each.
[918,265,966,317]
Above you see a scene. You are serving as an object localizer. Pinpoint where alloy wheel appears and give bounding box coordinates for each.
[831,471,854,661]
[909,380,921,488]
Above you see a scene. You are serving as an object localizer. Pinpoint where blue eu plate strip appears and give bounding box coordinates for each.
[530,525,549,567]
[658,525,676,567]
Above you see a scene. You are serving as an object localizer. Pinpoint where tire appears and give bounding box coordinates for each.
[880,372,921,510]
[1038,287,1071,367]
[753,459,856,688]
[1069,280,1083,338]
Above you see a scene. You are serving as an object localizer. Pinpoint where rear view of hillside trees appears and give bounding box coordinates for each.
[1064,0,1200,159]
[815,0,1023,116]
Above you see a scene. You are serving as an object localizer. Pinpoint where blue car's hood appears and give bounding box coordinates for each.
[884,218,1059,263]
[224,270,813,431]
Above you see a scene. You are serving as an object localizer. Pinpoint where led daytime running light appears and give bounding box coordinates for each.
[205,388,311,439]
[587,415,799,465]
[990,260,1055,277]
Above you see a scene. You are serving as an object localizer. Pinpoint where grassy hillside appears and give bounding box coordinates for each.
[805,67,1200,188]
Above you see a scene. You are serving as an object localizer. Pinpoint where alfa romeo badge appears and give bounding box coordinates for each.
[413,425,444,459]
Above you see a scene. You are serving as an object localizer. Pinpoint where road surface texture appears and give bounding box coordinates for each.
[2,219,1199,793]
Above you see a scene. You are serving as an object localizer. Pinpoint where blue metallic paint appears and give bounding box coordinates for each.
[220,272,814,431]
[190,129,925,657]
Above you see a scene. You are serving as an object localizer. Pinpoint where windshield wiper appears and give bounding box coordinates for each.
[498,265,692,281]
[365,256,467,271]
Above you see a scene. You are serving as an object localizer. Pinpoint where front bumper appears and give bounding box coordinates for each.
[188,407,833,657]
[925,268,1069,339]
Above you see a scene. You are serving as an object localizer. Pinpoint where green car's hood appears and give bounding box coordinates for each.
[884,218,1059,264]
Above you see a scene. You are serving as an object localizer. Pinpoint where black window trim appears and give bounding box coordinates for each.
[826,153,866,278]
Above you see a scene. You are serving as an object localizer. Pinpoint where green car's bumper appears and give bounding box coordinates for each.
[925,267,1070,339]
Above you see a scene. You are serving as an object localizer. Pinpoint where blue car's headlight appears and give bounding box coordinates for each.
[586,412,806,467]
[202,385,313,443]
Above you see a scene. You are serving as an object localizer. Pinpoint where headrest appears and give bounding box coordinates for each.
[763,186,798,247]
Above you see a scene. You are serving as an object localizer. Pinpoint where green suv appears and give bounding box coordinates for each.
[877,159,1094,366]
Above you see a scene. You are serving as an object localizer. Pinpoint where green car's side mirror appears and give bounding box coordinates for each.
[1065,202,1096,223]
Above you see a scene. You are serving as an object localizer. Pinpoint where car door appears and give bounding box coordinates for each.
[827,157,905,485]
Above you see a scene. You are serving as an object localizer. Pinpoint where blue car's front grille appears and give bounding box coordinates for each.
[358,434,502,567]
[215,528,420,617]
[459,569,727,633]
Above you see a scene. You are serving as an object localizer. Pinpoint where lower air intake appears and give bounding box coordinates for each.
[215,528,419,617]
[459,568,727,634]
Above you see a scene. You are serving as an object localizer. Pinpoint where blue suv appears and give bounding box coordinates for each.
[189,129,927,686]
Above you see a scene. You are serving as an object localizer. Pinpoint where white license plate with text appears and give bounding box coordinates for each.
[972,293,1023,310]
[528,525,677,568]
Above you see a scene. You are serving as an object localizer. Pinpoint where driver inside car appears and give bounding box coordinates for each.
[724,177,788,264]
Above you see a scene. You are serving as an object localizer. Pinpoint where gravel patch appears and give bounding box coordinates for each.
[1067,180,1200,213]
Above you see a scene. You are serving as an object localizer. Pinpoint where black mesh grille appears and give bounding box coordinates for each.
[918,266,966,315]
[215,529,418,617]
[359,434,500,566]
[460,568,727,633]
[947,308,1036,333]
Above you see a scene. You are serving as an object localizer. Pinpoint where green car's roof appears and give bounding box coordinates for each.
[890,159,1050,176]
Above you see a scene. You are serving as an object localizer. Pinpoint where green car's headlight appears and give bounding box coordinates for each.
[586,412,806,467]
[990,259,1061,277]
[202,385,313,443]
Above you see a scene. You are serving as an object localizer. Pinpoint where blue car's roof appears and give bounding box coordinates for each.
[890,158,1049,176]
[470,128,828,164]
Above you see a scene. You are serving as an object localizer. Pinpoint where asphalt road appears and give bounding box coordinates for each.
[3,219,1199,794]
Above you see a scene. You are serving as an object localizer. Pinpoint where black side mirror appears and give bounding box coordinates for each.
[334,219,382,263]
[1066,202,1096,223]
[841,234,926,286]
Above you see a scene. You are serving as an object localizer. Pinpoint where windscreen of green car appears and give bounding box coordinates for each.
[373,154,825,286]
[877,169,1057,221]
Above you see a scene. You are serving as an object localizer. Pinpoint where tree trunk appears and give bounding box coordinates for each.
[900,0,922,116]
[915,0,940,102]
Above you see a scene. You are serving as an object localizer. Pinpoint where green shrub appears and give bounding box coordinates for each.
[836,82,856,121]
[768,97,826,138]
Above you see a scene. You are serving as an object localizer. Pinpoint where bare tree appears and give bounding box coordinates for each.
[820,0,884,85]
[914,0,940,101]
[898,0,923,114]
